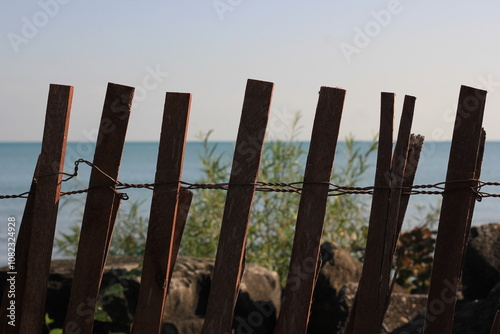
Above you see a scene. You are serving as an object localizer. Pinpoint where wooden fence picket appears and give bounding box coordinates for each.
[131,92,192,334]
[19,84,73,334]
[201,79,273,334]
[396,134,424,234]
[423,86,487,334]
[168,188,194,281]
[346,92,396,334]
[0,159,39,334]
[274,86,346,334]
[379,95,416,321]
[64,83,134,333]
[2,80,497,333]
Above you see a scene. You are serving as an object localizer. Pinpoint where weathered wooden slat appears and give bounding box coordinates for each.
[273,86,346,334]
[385,134,424,313]
[63,83,134,334]
[346,92,394,334]
[396,134,424,234]
[462,129,485,259]
[378,95,416,323]
[0,158,39,334]
[19,84,73,334]
[103,195,121,273]
[386,95,416,250]
[491,310,500,334]
[130,92,192,334]
[169,188,193,281]
[423,86,487,334]
[201,79,273,334]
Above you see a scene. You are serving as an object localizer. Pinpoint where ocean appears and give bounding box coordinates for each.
[1,141,500,265]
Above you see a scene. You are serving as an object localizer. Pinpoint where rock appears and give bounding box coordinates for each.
[165,257,281,334]
[337,283,427,333]
[306,242,415,333]
[392,281,500,334]
[463,222,500,300]
[0,256,280,334]
[307,242,363,333]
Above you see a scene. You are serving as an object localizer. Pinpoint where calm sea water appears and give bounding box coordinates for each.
[1,141,500,265]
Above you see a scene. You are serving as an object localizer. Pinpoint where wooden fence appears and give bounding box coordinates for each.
[0,79,498,334]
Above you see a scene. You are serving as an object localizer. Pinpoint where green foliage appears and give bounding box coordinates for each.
[181,113,377,285]
[179,130,229,258]
[53,224,81,257]
[107,200,148,257]
[54,112,439,294]
[44,313,62,334]
[323,135,377,260]
[246,115,306,281]
[54,200,148,257]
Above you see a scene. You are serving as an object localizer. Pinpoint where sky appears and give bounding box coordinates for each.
[1,1,500,142]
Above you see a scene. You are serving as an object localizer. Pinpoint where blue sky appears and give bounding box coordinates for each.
[1,1,500,142]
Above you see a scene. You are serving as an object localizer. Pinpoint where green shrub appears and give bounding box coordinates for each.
[58,113,444,292]
[181,113,377,285]
[55,200,148,257]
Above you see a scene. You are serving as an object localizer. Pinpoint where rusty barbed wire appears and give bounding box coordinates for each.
[1,158,498,200]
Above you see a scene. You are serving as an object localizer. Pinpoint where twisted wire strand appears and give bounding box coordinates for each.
[0,159,496,200]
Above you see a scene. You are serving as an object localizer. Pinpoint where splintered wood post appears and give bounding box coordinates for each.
[19,84,73,334]
[0,158,39,334]
[346,92,394,334]
[379,95,416,316]
[64,83,134,334]
[201,79,273,334]
[386,95,416,248]
[130,92,192,334]
[385,134,424,311]
[274,86,346,334]
[396,134,424,234]
[423,86,487,334]
[491,310,500,334]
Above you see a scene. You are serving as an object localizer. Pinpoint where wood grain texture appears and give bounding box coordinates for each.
[347,92,394,334]
[130,92,191,334]
[63,83,133,334]
[201,79,273,334]
[423,86,486,334]
[19,85,73,334]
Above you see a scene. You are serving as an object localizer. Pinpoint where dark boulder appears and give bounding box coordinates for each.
[463,222,500,300]
[1,256,280,334]
[306,242,426,333]
[392,281,500,334]
[164,257,281,334]
[307,242,363,333]
[335,282,427,333]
